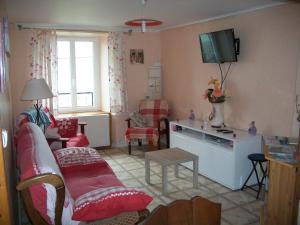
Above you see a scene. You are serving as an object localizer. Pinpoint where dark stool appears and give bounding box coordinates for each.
[241,153,267,199]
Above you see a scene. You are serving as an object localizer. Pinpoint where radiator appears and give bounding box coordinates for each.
[77,113,111,148]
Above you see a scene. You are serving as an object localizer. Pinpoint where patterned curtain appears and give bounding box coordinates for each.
[108,32,128,113]
[29,29,58,115]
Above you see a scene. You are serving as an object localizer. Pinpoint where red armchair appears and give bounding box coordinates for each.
[46,117,89,150]
[16,107,89,150]
[125,99,170,154]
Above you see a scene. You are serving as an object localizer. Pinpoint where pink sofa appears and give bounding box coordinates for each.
[16,123,152,225]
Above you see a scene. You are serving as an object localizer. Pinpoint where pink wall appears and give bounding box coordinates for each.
[111,32,161,146]
[9,26,33,119]
[161,4,300,137]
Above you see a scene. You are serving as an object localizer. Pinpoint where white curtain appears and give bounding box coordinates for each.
[107,32,128,113]
[29,29,58,115]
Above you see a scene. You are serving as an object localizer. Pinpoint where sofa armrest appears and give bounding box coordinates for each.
[78,121,87,134]
[47,137,69,148]
[16,173,65,225]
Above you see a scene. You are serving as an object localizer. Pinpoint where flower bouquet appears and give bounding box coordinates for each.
[204,78,226,103]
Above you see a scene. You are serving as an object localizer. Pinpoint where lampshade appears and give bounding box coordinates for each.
[21,78,54,101]
[124,0,162,32]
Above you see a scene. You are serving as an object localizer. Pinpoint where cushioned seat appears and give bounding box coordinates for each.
[16,107,90,150]
[125,99,170,154]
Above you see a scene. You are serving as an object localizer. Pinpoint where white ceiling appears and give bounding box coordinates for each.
[5,0,286,32]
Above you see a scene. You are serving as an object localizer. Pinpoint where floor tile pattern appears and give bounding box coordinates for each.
[105,147,263,225]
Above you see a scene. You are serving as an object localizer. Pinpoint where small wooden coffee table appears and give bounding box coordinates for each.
[145,148,199,195]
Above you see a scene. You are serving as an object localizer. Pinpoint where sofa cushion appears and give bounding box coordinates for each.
[129,111,148,127]
[54,147,105,173]
[43,106,57,128]
[66,134,90,148]
[72,186,152,221]
[56,118,78,138]
[61,153,153,221]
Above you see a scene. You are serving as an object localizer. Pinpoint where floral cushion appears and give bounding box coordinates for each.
[129,111,148,127]
[72,186,153,221]
[56,118,78,138]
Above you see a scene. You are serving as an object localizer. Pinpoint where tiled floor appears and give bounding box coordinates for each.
[21,146,264,225]
[102,147,264,225]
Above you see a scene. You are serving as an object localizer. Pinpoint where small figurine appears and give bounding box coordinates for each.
[189,109,195,120]
[248,121,257,135]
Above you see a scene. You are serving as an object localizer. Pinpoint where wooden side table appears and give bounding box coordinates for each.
[263,147,299,225]
[145,148,198,195]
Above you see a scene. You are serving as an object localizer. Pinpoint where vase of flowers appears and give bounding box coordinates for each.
[204,78,226,127]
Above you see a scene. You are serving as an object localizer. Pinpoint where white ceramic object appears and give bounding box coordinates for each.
[210,103,224,127]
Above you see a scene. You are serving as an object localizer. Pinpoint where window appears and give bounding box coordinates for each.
[57,34,107,113]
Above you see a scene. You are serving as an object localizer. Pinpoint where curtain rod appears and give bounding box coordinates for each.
[17,23,152,34]
[17,24,113,34]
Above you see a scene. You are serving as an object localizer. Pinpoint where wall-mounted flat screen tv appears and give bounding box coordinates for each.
[199,28,239,63]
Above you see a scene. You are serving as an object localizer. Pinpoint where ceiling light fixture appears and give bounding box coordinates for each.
[125,0,162,33]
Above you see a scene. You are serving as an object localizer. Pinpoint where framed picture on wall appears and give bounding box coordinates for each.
[130,49,144,64]
[130,49,136,64]
[137,49,144,64]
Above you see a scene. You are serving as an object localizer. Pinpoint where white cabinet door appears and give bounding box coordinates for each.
[170,132,212,176]
[211,146,234,189]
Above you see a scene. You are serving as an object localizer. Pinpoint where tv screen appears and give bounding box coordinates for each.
[199,29,238,63]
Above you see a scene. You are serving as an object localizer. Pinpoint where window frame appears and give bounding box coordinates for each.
[57,35,101,113]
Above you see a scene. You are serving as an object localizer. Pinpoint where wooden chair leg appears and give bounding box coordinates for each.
[138,139,142,146]
[166,132,170,148]
[128,141,132,155]
[157,136,161,150]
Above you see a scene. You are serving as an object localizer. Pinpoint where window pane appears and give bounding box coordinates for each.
[76,58,94,92]
[75,41,93,57]
[57,41,71,93]
[77,92,93,107]
[58,94,72,108]
[57,41,70,58]
[75,41,94,96]
[58,59,71,93]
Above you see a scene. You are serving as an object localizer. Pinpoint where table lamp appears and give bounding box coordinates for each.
[20,78,54,126]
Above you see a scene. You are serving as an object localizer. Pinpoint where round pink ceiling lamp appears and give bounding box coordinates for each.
[125,19,162,27]
[125,0,162,32]
[125,19,162,32]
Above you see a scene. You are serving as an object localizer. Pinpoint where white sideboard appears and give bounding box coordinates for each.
[170,120,262,190]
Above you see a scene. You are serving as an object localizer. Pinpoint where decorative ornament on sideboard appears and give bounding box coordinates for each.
[204,77,227,128]
[248,121,257,135]
[203,62,232,128]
